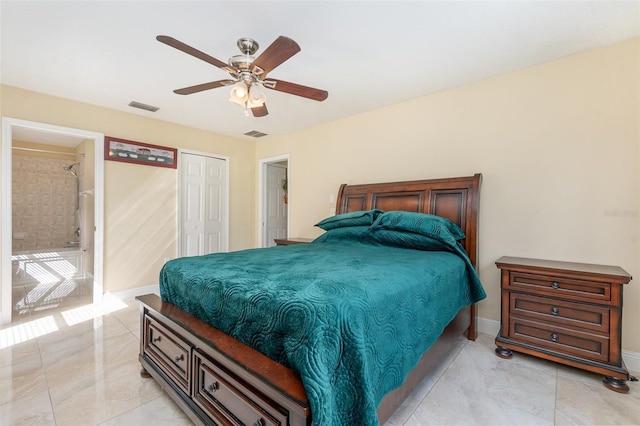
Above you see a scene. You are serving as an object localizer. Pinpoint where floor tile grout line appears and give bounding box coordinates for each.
[32,310,58,426]
[47,387,58,426]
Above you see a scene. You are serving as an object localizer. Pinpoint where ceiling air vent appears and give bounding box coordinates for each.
[244,130,268,138]
[128,101,159,112]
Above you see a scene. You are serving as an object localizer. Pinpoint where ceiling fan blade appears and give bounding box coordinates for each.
[157,35,230,70]
[264,79,328,101]
[251,36,301,76]
[252,104,269,117]
[174,80,235,95]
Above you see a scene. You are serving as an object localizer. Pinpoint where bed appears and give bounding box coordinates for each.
[137,173,483,425]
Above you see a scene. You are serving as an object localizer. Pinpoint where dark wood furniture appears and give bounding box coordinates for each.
[273,237,313,246]
[495,256,633,393]
[138,173,482,425]
[139,294,309,425]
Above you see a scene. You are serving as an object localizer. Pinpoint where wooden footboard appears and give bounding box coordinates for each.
[138,293,470,425]
[138,293,310,426]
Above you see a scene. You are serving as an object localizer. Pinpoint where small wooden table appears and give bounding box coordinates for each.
[494,256,633,392]
[274,238,314,246]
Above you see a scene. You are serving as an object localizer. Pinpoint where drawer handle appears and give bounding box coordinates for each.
[551,307,559,315]
[152,335,161,343]
[253,419,265,426]
[551,333,558,342]
[551,281,560,289]
[174,354,184,363]
[207,382,219,394]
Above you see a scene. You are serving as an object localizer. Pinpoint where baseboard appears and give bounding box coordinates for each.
[623,351,640,375]
[477,316,500,337]
[104,284,159,302]
[477,316,640,374]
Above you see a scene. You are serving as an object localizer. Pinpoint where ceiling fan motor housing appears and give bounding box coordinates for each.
[230,38,261,72]
[229,54,255,71]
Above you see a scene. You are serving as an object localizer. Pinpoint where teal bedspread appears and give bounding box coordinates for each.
[160,222,485,425]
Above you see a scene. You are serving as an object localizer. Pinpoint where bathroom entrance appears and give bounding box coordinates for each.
[1,118,105,324]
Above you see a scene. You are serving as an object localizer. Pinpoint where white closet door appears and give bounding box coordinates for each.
[204,156,225,254]
[180,153,227,257]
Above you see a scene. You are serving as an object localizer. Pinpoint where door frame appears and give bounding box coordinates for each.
[258,154,290,248]
[1,117,105,324]
[177,149,230,257]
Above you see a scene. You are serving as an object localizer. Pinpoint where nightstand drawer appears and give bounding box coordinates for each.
[509,272,611,304]
[510,293,610,333]
[509,317,609,363]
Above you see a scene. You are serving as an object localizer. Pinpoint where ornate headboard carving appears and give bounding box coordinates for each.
[335,174,482,268]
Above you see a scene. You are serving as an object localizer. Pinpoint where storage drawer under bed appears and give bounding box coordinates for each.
[142,314,192,394]
[193,349,288,426]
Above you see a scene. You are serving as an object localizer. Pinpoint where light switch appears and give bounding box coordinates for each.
[329,194,335,203]
[329,208,336,216]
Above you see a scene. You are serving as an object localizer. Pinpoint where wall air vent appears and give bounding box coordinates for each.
[128,101,159,112]
[244,130,268,138]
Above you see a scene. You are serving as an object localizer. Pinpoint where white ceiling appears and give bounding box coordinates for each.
[1,1,639,143]
[11,126,88,147]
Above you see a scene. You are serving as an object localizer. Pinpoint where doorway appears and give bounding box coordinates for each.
[1,117,104,324]
[259,154,289,248]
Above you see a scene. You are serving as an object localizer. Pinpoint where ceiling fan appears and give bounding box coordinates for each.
[157,35,328,117]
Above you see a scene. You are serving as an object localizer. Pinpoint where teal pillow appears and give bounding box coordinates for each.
[315,209,384,231]
[370,211,465,242]
[371,229,453,252]
[312,226,376,244]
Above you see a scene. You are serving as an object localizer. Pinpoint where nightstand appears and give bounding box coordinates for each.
[274,238,313,246]
[495,256,633,393]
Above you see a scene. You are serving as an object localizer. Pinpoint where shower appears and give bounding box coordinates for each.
[64,162,80,177]
[64,162,81,241]
[64,162,80,209]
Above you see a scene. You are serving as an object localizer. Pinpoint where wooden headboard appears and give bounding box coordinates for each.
[335,173,482,269]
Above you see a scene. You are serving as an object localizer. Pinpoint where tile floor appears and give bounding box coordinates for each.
[12,277,93,321]
[1,296,639,425]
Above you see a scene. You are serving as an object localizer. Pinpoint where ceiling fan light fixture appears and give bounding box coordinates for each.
[229,81,249,105]
[248,84,266,106]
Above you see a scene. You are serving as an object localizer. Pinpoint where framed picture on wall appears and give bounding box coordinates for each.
[104,136,177,169]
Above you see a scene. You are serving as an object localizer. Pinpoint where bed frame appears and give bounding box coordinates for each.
[137,173,482,425]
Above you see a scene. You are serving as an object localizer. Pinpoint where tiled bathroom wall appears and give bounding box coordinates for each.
[12,154,78,251]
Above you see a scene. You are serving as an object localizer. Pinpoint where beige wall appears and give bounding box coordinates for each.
[0,85,256,296]
[256,38,640,352]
